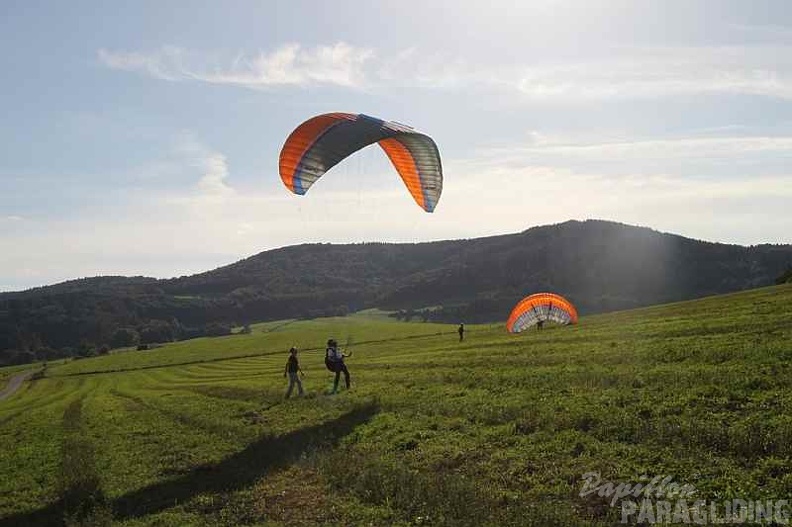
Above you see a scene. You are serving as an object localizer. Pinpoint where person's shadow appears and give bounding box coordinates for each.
[0,401,379,526]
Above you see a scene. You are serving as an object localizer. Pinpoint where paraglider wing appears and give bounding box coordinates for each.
[506,293,578,333]
[279,113,442,212]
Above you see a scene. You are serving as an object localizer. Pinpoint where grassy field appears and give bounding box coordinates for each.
[0,363,38,385]
[1,285,791,526]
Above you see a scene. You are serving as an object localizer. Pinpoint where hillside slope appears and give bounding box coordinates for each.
[1,284,791,525]
[1,220,790,363]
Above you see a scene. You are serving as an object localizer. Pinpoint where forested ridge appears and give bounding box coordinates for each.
[2,219,790,365]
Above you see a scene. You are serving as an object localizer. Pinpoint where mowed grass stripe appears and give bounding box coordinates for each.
[0,380,96,520]
[0,377,98,426]
[46,322,460,377]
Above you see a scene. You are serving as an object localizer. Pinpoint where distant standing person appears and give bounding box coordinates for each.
[458,323,465,342]
[284,347,305,399]
[537,320,545,331]
[325,338,351,393]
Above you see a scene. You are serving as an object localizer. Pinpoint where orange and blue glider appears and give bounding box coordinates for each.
[279,113,443,212]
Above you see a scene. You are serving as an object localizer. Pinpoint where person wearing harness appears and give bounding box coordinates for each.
[325,338,351,394]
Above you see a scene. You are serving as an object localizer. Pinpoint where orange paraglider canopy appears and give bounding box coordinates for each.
[506,293,578,333]
[279,113,442,212]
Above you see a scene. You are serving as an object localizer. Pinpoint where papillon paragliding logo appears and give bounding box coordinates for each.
[580,472,791,525]
[279,112,443,213]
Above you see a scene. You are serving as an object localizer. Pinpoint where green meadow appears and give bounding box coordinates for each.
[1,285,791,526]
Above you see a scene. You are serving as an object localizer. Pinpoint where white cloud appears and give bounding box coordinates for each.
[457,133,792,190]
[399,45,792,100]
[158,133,237,200]
[472,134,792,165]
[97,46,185,81]
[99,43,792,101]
[99,43,373,88]
[510,46,792,100]
[439,161,791,246]
[195,153,234,198]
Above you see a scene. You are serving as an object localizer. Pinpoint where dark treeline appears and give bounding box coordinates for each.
[2,220,791,365]
[777,265,792,285]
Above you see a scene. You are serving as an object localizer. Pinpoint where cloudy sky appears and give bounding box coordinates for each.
[1,1,791,291]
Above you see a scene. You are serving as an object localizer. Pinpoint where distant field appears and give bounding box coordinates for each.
[48,317,454,377]
[1,285,791,526]
[0,364,35,393]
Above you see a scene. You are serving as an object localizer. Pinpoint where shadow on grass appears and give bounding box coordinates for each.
[0,401,379,526]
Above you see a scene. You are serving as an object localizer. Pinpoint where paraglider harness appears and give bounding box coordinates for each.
[325,338,352,372]
[325,351,339,372]
[325,339,342,373]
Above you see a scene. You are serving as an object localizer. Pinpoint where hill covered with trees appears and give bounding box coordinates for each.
[1,220,790,364]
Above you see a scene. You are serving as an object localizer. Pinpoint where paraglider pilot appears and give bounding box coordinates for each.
[325,338,351,393]
[284,347,305,398]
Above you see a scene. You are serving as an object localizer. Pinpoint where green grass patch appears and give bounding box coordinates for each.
[1,285,791,525]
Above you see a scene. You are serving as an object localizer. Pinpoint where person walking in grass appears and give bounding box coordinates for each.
[325,338,351,394]
[458,323,465,342]
[284,347,305,399]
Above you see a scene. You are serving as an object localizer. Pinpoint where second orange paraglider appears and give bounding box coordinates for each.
[506,293,578,333]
